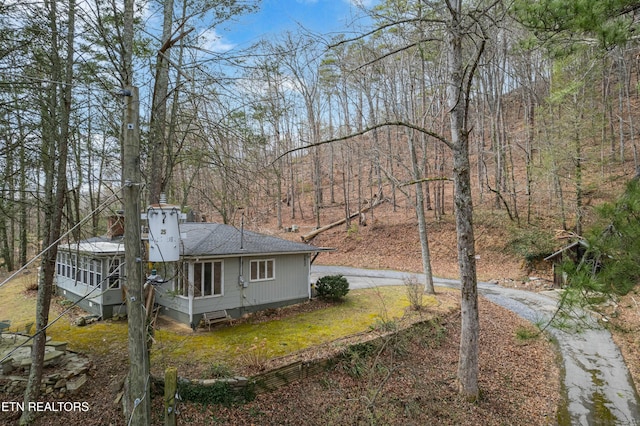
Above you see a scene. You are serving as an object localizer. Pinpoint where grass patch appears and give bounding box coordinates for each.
[514,325,540,343]
[0,274,454,378]
[151,287,418,371]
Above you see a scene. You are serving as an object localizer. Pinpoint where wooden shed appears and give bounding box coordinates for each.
[544,240,589,288]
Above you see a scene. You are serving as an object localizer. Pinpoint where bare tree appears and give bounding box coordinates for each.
[21,0,75,422]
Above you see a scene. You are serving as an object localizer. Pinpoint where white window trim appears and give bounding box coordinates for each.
[249,258,275,282]
[179,260,224,299]
[107,257,123,289]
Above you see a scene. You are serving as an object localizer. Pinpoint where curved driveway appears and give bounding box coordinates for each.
[312,265,640,425]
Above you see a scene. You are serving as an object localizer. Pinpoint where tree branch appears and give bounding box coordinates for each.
[272,121,453,164]
[328,17,446,49]
[352,38,442,72]
[400,176,453,187]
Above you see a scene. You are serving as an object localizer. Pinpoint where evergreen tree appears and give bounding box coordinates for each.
[514,0,640,50]
[566,178,640,297]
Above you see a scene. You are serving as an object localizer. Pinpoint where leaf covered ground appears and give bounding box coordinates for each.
[0,296,560,426]
[175,299,560,426]
[0,204,597,425]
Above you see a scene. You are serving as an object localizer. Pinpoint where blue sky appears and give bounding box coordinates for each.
[217,0,375,50]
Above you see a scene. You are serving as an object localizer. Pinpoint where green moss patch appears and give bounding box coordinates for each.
[0,274,452,380]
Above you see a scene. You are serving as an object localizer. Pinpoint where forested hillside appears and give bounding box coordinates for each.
[1,0,639,271]
[2,0,640,423]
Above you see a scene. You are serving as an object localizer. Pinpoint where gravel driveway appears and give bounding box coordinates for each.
[312,265,640,425]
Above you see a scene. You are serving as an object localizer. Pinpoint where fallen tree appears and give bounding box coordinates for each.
[300,198,385,242]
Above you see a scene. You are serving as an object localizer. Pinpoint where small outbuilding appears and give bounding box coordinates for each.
[544,240,589,288]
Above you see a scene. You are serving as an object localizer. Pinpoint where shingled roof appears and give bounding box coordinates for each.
[179,222,327,257]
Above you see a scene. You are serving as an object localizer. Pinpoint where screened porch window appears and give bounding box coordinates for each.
[107,258,122,289]
[179,261,223,298]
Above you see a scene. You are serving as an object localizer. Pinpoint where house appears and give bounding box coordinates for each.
[154,222,330,328]
[55,218,331,329]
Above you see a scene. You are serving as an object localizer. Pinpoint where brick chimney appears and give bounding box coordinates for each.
[107,214,125,239]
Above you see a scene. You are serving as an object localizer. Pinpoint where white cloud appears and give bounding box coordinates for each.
[345,0,375,7]
[198,28,236,53]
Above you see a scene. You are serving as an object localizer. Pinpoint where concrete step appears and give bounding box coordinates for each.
[20,350,65,367]
[45,341,67,352]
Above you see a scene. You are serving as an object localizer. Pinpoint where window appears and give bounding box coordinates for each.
[65,253,72,278]
[183,261,223,298]
[177,263,189,297]
[250,259,275,282]
[92,259,102,287]
[107,258,122,289]
[57,253,63,276]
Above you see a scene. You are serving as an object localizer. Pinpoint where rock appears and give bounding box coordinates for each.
[54,378,67,389]
[66,373,87,393]
[46,341,67,352]
[75,317,87,327]
[1,357,14,375]
[108,375,125,394]
[71,365,90,377]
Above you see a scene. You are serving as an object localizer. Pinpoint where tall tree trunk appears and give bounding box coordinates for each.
[447,1,480,401]
[19,129,28,267]
[0,142,14,271]
[148,0,174,205]
[408,130,435,294]
[21,0,74,423]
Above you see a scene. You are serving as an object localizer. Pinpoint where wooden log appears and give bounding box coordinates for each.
[145,284,155,320]
[164,367,177,426]
[300,199,384,242]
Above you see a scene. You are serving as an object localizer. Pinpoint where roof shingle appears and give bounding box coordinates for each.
[179,223,325,257]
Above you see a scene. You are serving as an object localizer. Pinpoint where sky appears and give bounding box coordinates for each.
[213,0,376,51]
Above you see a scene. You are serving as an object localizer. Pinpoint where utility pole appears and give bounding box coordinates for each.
[122,86,150,424]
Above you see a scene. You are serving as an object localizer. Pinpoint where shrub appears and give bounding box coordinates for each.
[206,362,234,379]
[235,337,270,371]
[315,275,350,300]
[403,275,424,311]
[340,341,377,378]
[504,227,555,272]
[178,380,255,406]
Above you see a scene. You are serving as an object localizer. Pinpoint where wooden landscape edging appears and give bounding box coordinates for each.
[251,358,332,393]
[150,318,440,403]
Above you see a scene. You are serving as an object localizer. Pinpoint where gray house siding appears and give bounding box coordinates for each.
[55,250,126,320]
[242,254,309,306]
[56,222,329,327]
[56,282,102,317]
[155,253,312,327]
[55,281,126,319]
